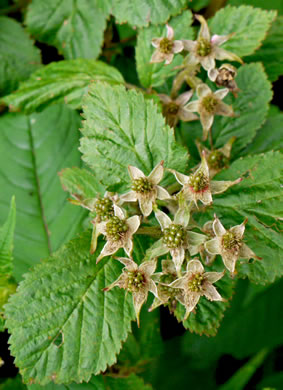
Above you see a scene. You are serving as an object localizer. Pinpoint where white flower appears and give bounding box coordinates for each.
[104,257,158,326]
[205,216,260,273]
[151,24,184,65]
[169,259,224,320]
[120,161,170,217]
[185,83,234,140]
[182,14,243,73]
[96,205,140,262]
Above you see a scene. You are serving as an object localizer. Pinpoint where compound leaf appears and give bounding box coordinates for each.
[3,59,124,113]
[80,83,189,192]
[209,6,276,57]
[5,232,135,385]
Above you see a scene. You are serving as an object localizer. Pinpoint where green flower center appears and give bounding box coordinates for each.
[106,216,128,241]
[166,102,179,115]
[132,177,153,193]
[159,38,174,54]
[188,273,204,292]
[201,95,218,114]
[207,151,229,170]
[222,231,241,250]
[163,224,186,249]
[94,197,114,220]
[189,171,209,192]
[196,37,211,57]
[127,271,145,292]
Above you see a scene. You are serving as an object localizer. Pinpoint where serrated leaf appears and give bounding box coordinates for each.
[0,105,86,281]
[246,16,283,82]
[211,151,283,284]
[2,59,124,113]
[0,197,16,276]
[0,16,41,96]
[25,0,108,59]
[174,260,234,336]
[0,376,27,390]
[136,10,194,88]
[209,6,276,57]
[228,0,283,15]
[80,83,189,192]
[5,231,135,385]
[111,0,187,27]
[180,63,272,157]
[241,105,283,155]
[59,167,105,200]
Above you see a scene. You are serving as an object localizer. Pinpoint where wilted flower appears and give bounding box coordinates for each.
[154,208,207,273]
[96,205,140,262]
[158,91,198,127]
[185,83,234,140]
[168,259,224,320]
[170,153,242,207]
[182,14,243,73]
[205,216,260,273]
[196,137,236,178]
[120,161,170,217]
[104,257,158,326]
[151,24,184,65]
[149,260,184,312]
[209,64,239,95]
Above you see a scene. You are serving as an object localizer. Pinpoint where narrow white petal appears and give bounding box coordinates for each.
[120,191,137,203]
[158,94,172,104]
[182,39,197,51]
[198,189,213,205]
[139,198,153,217]
[196,14,210,41]
[213,217,226,237]
[211,34,232,46]
[230,221,246,238]
[148,279,158,297]
[174,207,189,227]
[187,259,204,273]
[200,55,215,71]
[239,243,258,259]
[114,204,125,219]
[214,47,243,63]
[173,40,184,53]
[104,273,128,291]
[124,238,133,257]
[156,186,171,200]
[127,215,141,234]
[148,161,164,184]
[178,108,199,122]
[96,240,120,263]
[169,276,187,289]
[197,83,211,98]
[175,90,194,106]
[188,231,206,247]
[222,252,238,273]
[208,68,218,82]
[150,50,166,63]
[200,111,213,140]
[140,258,158,277]
[204,271,225,284]
[211,178,241,194]
[171,247,185,273]
[166,24,174,40]
[90,222,100,254]
[161,259,177,274]
[184,293,200,320]
[133,290,147,327]
[204,238,221,255]
[169,169,190,186]
[185,100,200,113]
[214,88,229,100]
[151,38,162,48]
[202,283,223,301]
[116,257,137,271]
[128,165,145,180]
[164,53,174,65]
[155,209,172,229]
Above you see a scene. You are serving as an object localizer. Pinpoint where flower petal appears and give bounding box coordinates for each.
[197,189,213,205]
[197,83,211,98]
[96,240,120,263]
[161,259,177,274]
[230,220,246,238]
[139,198,153,217]
[155,209,172,229]
[184,292,200,320]
[120,191,137,203]
[208,68,218,82]
[216,101,234,117]
[169,276,187,289]
[178,108,199,122]
[149,297,165,311]
[187,259,204,273]
[140,258,158,277]
[211,34,232,46]
[200,111,214,137]
[182,39,197,52]
[104,272,128,291]
[174,207,190,227]
[133,290,148,327]
[124,237,133,257]
[169,169,190,186]
[128,165,145,180]
[166,24,174,40]
[202,283,223,301]
[188,231,207,247]
[222,252,238,273]
[148,279,158,297]
[127,215,141,234]
[150,50,166,63]
[158,94,172,104]
[156,187,170,202]
[204,237,221,255]
[213,217,226,236]
[214,88,229,100]
[148,161,164,184]
[211,178,241,194]
[205,271,225,284]
[185,100,200,113]
[114,204,125,219]
[214,47,243,63]
[239,243,258,259]
[175,90,194,106]
[200,55,215,71]
[196,14,210,41]
[173,40,184,53]
[116,257,137,271]
[171,247,185,273]
[90,222,99,254]
[165,53,174,64]
[151,38,162,48]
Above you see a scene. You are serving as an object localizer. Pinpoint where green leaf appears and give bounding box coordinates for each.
[241,105,283,155]
[219,348,269,390]
[136,10,194,88]
[59,167,106,200]
[246,16,283,82]
[209,6,276,57]
[2,59,124,113]
[189,0,210,11]
[174,259,235,336]
[211,151,283,284]
[0,16,41,96]
[0,196,16,276]
[80,83,189,192]
[180,63,272,156]
[228,0,283,15]
[5,231,135,385]
[111,0,187,27]
[25,0,108,59]
[0,376,27,390]
[0,105,87,281]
